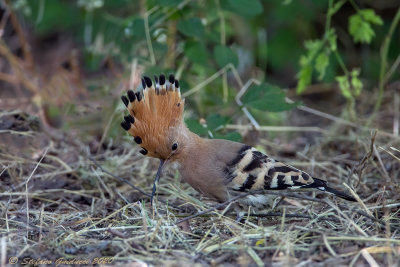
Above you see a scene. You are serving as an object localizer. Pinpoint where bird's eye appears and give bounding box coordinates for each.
[171,143,178,151]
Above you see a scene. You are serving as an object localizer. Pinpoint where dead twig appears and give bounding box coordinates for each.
[4,0,33,67]
[351,130,378,187]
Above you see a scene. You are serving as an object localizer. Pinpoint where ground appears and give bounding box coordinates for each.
[1,82,399,266]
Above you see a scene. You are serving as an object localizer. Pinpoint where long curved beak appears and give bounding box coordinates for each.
[150,159,165,206]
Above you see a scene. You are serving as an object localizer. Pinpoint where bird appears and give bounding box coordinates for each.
[120,74,356,217]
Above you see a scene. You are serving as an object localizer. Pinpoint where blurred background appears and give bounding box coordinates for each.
[1,0,399,147]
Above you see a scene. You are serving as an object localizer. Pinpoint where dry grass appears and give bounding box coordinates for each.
[1,100,400,267]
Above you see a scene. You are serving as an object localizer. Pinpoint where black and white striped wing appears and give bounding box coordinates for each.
[224,145,316,192]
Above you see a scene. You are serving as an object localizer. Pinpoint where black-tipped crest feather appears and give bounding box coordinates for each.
[127,90,135,102]
[169,74,175,84]
[121,95,129,107]
[124,115,134,124]
[121,121,130,131]
[144,76,152,87]
[159,74,165,85]
[141,78,146,89]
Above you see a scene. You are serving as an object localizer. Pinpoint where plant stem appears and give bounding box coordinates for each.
[325,0,333,34]
[368,7,400,126]
[348,0,360,12]
[334,50,350,76]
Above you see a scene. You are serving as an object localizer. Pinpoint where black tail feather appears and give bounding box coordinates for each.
[323,186,357,202]
[306,178,357,202]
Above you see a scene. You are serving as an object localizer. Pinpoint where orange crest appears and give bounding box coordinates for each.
[121,74,184,158]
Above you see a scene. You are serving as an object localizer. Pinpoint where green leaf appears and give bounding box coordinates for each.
[215,132,242,142]
[315,52,329,81]
[242,84,298,112]
[350,69,363,96]
[125,18,145,38]
[156,0,184,7]
[304,39,323,59]
[336,75,352,100]
[296,64,312,93]
[213,45,238,68]
[295,38,324,93]
[359,9,383,25]
[184,41,208,65]
[206,114,228,131]
[349,15,374,43]
[222,0,263,16]
[29,0,81,34]
[178,18,204,38]
[185,118,208,136]
[349,9,383,44]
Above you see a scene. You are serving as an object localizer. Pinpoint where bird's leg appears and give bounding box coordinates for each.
[233,204,247,223]
[271,196,286,211]
[235,211,245,223]
[151,159,165,206]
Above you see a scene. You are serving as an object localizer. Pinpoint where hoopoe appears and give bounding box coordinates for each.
[120,74,356,215]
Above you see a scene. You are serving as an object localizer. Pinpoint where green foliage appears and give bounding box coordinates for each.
[315,51,330,80]
[15,0,400,136]
[336,69,363,100]
[296,65,313,94]
[296,30,336,93]
[350,69,363,96]
[185,116,242,142]
[336,75,351,99]
[77,0,104,10]
[178,18,205,38]
[335,69,363,120]
[124,18,146,39]
[206,114,227,132]
[242,84,299,112]
[213,45,238,68]
[185,118,209,136]
[349,9,383,44]
[221,0,263,16]
[215,131,242,142]
[327,0,346,16]
[184,42,208,66]
[296,3,384,94]
[295,1,388,121]
[156,0,184,7]
[31,1,82,34]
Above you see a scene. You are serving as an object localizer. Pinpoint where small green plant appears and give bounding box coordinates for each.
[296,0,384,121]
[335,69,363,120]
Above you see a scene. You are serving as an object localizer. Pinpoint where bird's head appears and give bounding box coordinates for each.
[121,74,189,162]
